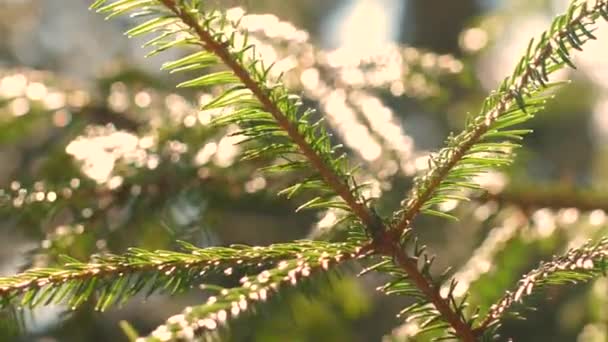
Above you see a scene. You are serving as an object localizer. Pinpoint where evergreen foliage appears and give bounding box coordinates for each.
[0,240,358,312]
[2,0,608,340]
[478,238,608,336]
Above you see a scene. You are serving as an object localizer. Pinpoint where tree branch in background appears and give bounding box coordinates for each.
[480,185,608,213]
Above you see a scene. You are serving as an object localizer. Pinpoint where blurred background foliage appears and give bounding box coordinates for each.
[1,0,608,341]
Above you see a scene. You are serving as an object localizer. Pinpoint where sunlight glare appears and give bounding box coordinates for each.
[335,0,395,60]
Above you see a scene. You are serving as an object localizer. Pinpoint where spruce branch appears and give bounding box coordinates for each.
[0,240,345,311]
[138,241,360,341]
[150,0,377,229]
[392,0,608,234]
[89,0,380,233]
[146,3,480,339]
[88,1,479,339]
[5,0,608,340]
[382,1,608,339]
[87,1,608,340]
[476,238,608,335]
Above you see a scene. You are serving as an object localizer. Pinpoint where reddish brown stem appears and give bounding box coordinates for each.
[370,231,476,341]
[392,248,476,341]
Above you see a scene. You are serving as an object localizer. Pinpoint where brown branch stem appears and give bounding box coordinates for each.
[388,240,477,341]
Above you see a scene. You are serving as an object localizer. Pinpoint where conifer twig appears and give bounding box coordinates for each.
[140,244,360,341]
[158,0,377,230]
[476,238,608,332]
[154,2,478,340]
[0,241,345,310]
[393,0,608,235]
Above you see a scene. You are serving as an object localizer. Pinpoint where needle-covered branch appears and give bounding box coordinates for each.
[91,0,379,229]
[476,238,608,336]
[393,0,608,233]
[87,1,478,339]
[138,241,360,341]
[84,1,608,341]
[0,240,350,312]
